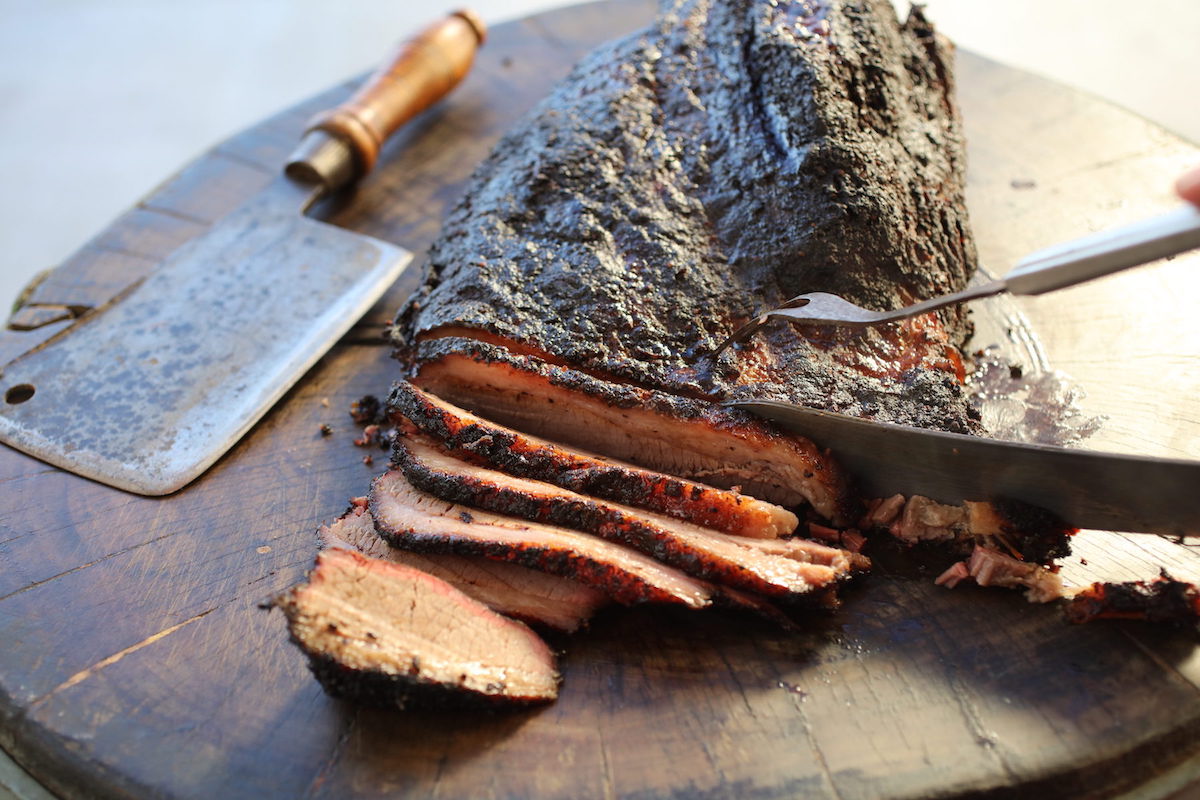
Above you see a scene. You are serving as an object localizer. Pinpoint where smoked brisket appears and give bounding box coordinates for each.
[397,0,979,434]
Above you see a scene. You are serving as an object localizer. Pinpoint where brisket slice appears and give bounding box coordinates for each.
[319,502,608,632]
[369,469,716,608]
[389,380,798,538]
[396,0,979,435]
[410,337,851,523]
[273,548,559,707]
[395,433,859,600]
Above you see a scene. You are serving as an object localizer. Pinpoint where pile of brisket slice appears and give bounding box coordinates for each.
[274,0,1190,709]
[276,383,872,706]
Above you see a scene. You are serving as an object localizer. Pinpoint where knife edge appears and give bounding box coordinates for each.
[729,399,1200,536]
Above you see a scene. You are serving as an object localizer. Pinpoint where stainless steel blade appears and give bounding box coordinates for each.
[0,176,411,495]
[731,399,1200,536]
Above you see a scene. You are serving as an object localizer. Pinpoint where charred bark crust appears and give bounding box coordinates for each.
[396,0,980,434]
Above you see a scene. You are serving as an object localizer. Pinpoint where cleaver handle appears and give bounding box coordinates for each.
[287,10,486,191]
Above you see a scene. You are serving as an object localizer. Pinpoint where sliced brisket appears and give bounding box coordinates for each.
[410,337,850,522]
[320,503,608,632]
[273,548,559,707]
[388,380,798,538]
[369,469,717,608]
[394,433,858,600]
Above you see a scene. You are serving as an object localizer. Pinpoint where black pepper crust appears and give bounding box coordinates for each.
[299,651,557,710]
[991,497,1074,565]
[395,0,980,434]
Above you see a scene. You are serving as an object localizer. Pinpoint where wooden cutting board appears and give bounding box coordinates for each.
[2,2,1199,798]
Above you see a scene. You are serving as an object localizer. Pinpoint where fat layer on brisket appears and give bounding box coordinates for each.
[396,0,979,434]
[369,469,719,608]
[394,432,857,600]
[389,380,799,538]
[320,503,609,632]
[410,337,850,522]
[273,548,559,707]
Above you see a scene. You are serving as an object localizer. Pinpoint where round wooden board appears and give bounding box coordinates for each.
[2,2,1199,798]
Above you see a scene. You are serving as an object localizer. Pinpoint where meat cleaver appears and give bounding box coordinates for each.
[0,10,487,496]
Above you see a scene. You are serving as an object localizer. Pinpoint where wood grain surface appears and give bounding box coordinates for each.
[2,2,1200,798]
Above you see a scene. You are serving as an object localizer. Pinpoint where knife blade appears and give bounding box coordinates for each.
[731,399,1200,536]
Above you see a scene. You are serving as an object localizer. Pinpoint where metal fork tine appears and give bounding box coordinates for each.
[710,296,815,359]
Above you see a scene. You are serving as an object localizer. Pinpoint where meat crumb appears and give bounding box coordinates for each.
[350,395,387,426]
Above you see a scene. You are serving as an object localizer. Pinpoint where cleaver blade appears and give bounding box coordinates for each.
[0,177,408,495]
[0,10,487,495]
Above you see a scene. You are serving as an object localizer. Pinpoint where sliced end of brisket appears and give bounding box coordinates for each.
[273,548,559,707]
[870,494,1074,566]
[388,380,800,538]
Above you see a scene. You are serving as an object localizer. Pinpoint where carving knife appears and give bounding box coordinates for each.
[731,399,1200,536]
[0,10,486,496]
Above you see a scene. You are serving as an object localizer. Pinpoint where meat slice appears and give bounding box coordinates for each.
[319,502,608,632]
[369,469,716,608]
[396,0,980,435]
[273,548,559,707]
[388,380,798,538]
[410,337,850,523]
[395,433,857,600]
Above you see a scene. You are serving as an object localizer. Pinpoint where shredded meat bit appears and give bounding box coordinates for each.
[934,561,971,589]
[890,496,964,544]
[869,494,1072,566]
[934,545,1064,604]
[861,494,905,528]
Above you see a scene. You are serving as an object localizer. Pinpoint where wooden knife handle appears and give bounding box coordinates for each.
[286,10,486,191]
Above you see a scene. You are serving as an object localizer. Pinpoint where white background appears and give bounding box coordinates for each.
[1,0,1198,313]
